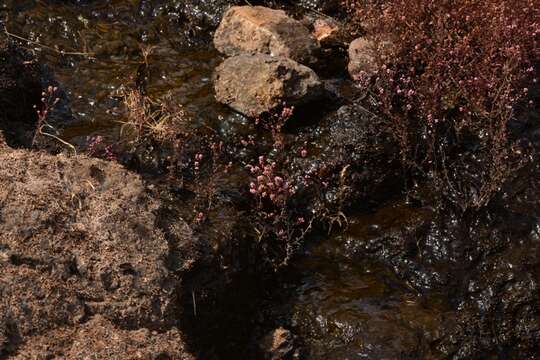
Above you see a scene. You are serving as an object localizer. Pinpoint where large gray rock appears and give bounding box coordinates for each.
[214,54,323,117]
[213,6,320,64]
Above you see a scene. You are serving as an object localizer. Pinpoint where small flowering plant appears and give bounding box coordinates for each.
[347,0,539,209]
[86,135,117,161]
[246,154,311,266]
[255,104,295,149]
[32,85,74,151]
[247,155,292,208]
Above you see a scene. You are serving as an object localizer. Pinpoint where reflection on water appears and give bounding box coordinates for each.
[288,203,450,359]
[4,0,232,147]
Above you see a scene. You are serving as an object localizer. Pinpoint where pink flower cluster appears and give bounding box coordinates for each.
[86,136,117,161]
[247,156,291,207]
[194,153,203,172]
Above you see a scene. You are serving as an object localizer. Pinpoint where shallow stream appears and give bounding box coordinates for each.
[3,1,539,359]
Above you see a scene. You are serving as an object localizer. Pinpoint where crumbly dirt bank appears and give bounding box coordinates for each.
[0,145,194,359]
[11,315,193,360]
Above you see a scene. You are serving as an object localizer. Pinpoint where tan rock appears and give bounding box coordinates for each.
[260,327,295,359]
[214,6,320,64]
[214,54,323,117]
[312,18,341,45]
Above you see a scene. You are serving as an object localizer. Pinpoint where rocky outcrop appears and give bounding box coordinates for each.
[0,149,194,358]
[214,54,322,117]
[214,6,320,64]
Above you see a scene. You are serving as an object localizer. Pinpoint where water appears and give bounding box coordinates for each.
[4,0,232,148]
[3,1,539,359]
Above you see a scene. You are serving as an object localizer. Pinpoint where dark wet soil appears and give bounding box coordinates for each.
[1,1,539,359]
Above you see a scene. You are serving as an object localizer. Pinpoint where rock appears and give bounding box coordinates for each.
[312,17,341,45]
[214,54,322,117]
[12,315,194,359]
[260,327,296,359]
[300,12,346,47]
[287,103,400,217]
[214,6,319,64]
[347,37,380,80]
[0,149,194,356]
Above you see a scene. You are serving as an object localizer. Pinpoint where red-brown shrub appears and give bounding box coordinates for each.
[346,0,539,209]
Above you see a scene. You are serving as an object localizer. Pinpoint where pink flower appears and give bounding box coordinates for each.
[195,212,204,222]
[274,176,284,186]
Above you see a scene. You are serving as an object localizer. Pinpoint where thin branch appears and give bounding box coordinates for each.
[4,28,95,58]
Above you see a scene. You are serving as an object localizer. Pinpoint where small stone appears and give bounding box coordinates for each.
[312,18,341,45]
[214,6,320,64]
[260,327,295,359]
[214,54,323,117]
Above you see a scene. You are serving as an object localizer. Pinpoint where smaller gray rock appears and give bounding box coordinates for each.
[214,54,323,117]
[214,6,320,64]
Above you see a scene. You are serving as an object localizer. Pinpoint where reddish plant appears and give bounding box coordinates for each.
[86,135,117,161]
[255,104,295,149]
[247,155,293,208]
[347,0,539,209]
[32,85,75,150]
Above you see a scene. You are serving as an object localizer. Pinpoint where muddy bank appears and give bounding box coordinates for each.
[0,145,196,358]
